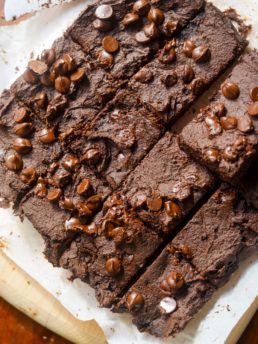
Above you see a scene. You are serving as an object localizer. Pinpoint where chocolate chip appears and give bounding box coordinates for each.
[158,43,176,64]
[250,87,258,102]
[62,154,80,172]
[192,45,211,63]
[105,257,122,276]
[220,116,237,130]
[5,152,23,171]
[134,68,153,83]
[162,20,179,37]
[19,167,37,185]
[47,188,62,202]
[34,92,48,109]
[133,0,150,16]
[148,7,164,24]
[97,50,114,68]
[23,68,38,84]
[28,60,48,76]
[34,177,47,198]
[63,54,76,73]
[13,122,34,138]
[237,115,253,133]
[82,149,101,165]
[127,291,144,312]
[53,58,69,76]
[182,40,196,58]
[102,36,120,54]
[110,227,126,245]
[59,197,75,211]
[65,217,82,231]
[93,18,113,32]
[143,22,159,39]
[86,194,102,211]
[55,76,71,94]
[14,107,31,123]
[147,196,162,211]
[40,72,54,87]
[95,4,113,20]
[83,222,98,235]
[160,271,185,292]
[179,244,192,259]
[233,137,247,152]
[12,138,32,154]
[102,219,115,236]
[204,148,221,163]
[122,13,140,27]
[221,82,240,100]
[211,103,226,117]
[41,49,56,65]
[181,65,195,84]
[247,102,258,116]
[76,178,93,197]
[70,68,86,83]
[76,202,92,217]
[164,201,182,218]
[135,31,151,44]
[52,169,71,188]
[38,128,56,144]
[190,77,205,95]
[223,146,238,162]
[161,71,178,87]
[46,94,68,120]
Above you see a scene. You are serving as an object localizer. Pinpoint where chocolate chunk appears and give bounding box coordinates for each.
[70,68,86,83]
[55,76,71,94]
[12,138,32,154]
[13,122,34,138]
[41,49,56,65]
[181,65,195,84]
[247,102,258,116]
[182,40,196,58]
[143,22,159,39]
[5,152,23,171]
[122,13,140,27]
[250,87,258,102]
[127,292,144,312]
[93,19,113,32]
[34,177,47,198]
[19,167,37,185]
[221,82,240,100]
[102,36,120,53]
[105,257,122,276]
[28,60,48,76]
[146,196,162,211]
[133,0,150,17]
[147,8,164,25]
[192,45,211,63]
[97,50,114,68]
[95,4,113,20]
[220,116,237,130]
[76,178,93,196]
[34,92,48,109]
[164,201,182,218]
[14,107,31,123]
[38,128,56,144]
[47,188,62,202]
[134,68,153,83]
[160,271,185,292]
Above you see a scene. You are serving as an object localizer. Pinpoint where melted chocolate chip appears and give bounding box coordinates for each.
[65,217,82,231]
[23,68,38,84]
[59,197,75,211]
[160,271,185,292]
[205,115,222,136]
[34,177,47,198]
[82,149,101,165]
[55,76,71,94]
[233,137,247,152]
[146,196,162,211]
[62,154,80,172]
[5,152,23,171]
[47,188,62,202]
[93,18,113,32]
[134,68,153,83]
[204,148,221,163]
[34,92,48,109]
[223,145,238,162]
[122,13,140,27]
[250,87,258,102]
[135,31,151,44]
[14,107,31,123]
[105,257,122,276]
[95,4,113,20]
[160,71,178,87]
[63,54,76,72]
[76,178,93,197]
[13,122,34,138]
[221,82,240,100]
[179,244,192,259]
[133,0,150,16]
[237,115,253,133]
[102,36,120,53]
[86,194,102,211]
[143,22,159,39]
[40,72,54,87]
[127,291,144,312]
[181,65,195,84]
[162,20,178,37]
[53,58,69,76]
[12,138,32,154]
[190,77,205,95]
[76,202,92,217]
[247,102,258,116]
[192,45,211,63]
[158,42,176,64]
[41,49,56,65]
[70,68,86,83]
[28,60,48,76]
[19,167,37,185]
[52,169,71,188]
[164,201,182,218]
[211,103,226,117]
[182,40,196,58]
[148,7,164,24]
[38,128,56,144]
[97,50,114,68]
[220,116,237,130]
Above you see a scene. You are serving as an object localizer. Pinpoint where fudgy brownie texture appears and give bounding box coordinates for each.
[52,133,214,307]
[66,90,164,190]
[115,185,258,337]
[180,52,258,183]
[239,159,258,210]
[128,2,247,125]
[68,0,205,81]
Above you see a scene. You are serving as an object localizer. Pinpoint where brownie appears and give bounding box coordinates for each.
[180,52,258,183]
[54,133,214,307]
[128,2,247,125]
[115,185,258,337]
[68,0,205,81]
[239,159,258,209]
[66,90,164,189]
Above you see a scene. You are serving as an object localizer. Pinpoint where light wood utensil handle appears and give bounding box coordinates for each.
[0,250,108,344]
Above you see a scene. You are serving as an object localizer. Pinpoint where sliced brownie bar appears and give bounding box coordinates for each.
[129,2,247,124]
[56,133,215,307]
[68,0,205,81]
[180,52,258,183]
[239,159,258,209]
[115,185,258,337]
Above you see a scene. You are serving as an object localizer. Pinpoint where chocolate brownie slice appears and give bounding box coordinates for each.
[115,185,258,337]
[239,159,258,209]
[180,52,258,183]
[56,133,215,307]
[68,0,205,81]
[129,2,247,125]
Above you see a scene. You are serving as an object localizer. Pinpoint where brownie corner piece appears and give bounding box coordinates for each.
[179,51,258,183]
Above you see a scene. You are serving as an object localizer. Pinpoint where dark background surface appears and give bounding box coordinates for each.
[0,1,257,343]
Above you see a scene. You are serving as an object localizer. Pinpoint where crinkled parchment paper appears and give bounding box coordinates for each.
[0,1,257,343]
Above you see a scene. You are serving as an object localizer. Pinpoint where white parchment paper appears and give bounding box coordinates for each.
[0,1,258,343]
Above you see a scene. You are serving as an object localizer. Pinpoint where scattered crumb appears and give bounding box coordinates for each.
[55,290,62,296]
[0,237,7,248]
[9,232,13,236]
[30,51,34,59]
[226,305,231,312]
[27,280,31,285]
[110,327,115,333]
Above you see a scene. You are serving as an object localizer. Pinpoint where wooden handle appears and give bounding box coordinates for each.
[0,250,107,344]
